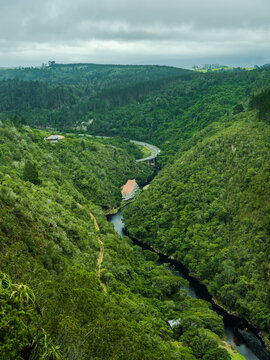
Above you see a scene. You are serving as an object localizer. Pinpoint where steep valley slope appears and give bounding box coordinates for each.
[124,111,270,341]
[0,122,240,359]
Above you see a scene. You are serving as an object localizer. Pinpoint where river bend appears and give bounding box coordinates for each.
[108,210,270,360]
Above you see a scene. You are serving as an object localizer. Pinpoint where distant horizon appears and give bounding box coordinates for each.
[1,0,270,72]
[0,59,268,70]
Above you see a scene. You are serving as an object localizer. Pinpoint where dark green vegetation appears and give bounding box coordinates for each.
[250,87,270,121]
[0,62,191,84]
[0,63,191,130]
[91,69,270,165]
[0,272,61,359]
[1,63,269,167]
[0,122,237,359]
[124,112,270,337]
[0,121,152,209]
[2,62,270,358]
[93,136,145,161]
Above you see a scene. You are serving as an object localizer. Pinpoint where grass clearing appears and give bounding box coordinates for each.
[138,145,152,158]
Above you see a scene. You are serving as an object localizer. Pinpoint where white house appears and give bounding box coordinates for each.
[44,135,65,144]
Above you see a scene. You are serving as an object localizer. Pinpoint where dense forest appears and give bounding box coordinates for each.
[0,121,240,359]
[0,63,191,84]
[1,62,270,359]
[0,64,269,165]
[124,110,270,339]
[0,63,192,129]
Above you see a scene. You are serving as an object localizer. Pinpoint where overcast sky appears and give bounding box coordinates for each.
[0,0,269,68]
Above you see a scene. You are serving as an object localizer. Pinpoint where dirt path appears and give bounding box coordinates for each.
[90,212,100,231]
[90,212,106,292]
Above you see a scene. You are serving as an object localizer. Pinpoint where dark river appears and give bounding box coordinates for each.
[108,210,270,360]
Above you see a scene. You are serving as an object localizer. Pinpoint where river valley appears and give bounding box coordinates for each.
[108,210,270,360]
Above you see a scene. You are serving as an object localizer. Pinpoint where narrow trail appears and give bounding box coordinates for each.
[89,212,107,292]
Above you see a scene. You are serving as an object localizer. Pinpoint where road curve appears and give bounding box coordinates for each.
[78,134,161,163]
[130,140,161,162]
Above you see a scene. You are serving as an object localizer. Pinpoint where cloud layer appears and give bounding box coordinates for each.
[0,0,269,67]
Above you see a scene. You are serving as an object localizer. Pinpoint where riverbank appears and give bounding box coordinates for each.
[125,228,270,360]
[107,209,269,360]
[105,189,143,215]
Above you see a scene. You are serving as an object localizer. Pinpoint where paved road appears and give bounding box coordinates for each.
[130,140,161,162]
[78,134,161,162]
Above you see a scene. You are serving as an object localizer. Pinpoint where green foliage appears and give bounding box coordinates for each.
[0,272,62,360]
[95,136,145,161]
[1,62,264,358]
[0,64,191,130]
[89,68,270,164]
[1,65,269,169]
[250,87,270,121]
[0,122,232,359]
[143,249,159,262]
[202,346,231,360]
[124,116,270,337]
[233,104,244,114]
[0,63,191,85]
[22,160,41,185]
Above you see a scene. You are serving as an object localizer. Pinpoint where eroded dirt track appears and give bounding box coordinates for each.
[90,212,106,292]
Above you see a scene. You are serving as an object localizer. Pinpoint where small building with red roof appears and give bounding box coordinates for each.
[121,179,139,201]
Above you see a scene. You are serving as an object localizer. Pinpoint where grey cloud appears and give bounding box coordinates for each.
[0,0,269,66]
[2,0,270,40]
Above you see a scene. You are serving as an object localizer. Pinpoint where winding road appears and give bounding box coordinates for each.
[130,140,161,163]
[78,134,161,163]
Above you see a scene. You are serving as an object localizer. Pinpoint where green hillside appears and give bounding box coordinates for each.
[0,64,192,130]
[1,64,269,168]
[90,69,270,164]
[1,62,270,358]
[0,121,234,359]
[0,62,191,84]
[124,111,270,338]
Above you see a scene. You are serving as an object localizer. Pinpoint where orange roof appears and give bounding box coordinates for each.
[121,179,137,196]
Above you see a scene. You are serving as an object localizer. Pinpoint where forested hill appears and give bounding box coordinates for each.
[124,110,270,340]
[2,62,270,358]
[0,63,193,131]
[91,70,270,163]
[0,122,239,359]
[0,64,269,167]
[0,63,191,84]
